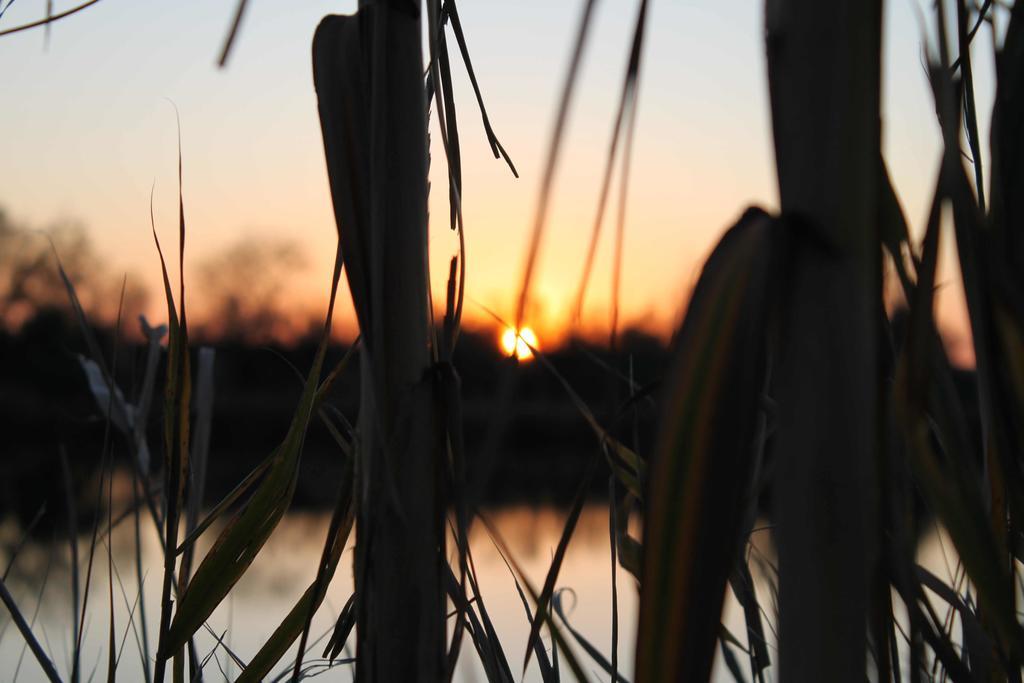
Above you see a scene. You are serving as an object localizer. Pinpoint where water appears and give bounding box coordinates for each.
[0,506,639,682]
[0,507,964,682]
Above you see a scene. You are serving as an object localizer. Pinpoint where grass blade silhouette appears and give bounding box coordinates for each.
[635,208,777,681]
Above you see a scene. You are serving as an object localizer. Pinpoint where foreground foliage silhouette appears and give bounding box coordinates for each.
[3,0,1024,681]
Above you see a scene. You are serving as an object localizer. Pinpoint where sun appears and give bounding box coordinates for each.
[501,326,538,361]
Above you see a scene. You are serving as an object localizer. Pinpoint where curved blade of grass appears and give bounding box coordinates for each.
[719,638,747,683]
[161,343,330,661]
[518,449,598,675]
[312,14,371,338]
[161,241,344,660]
[493,536,556,682]
[481,515,590,683]
[0,0,101,38]
[174,456,273,557]
[635,208,777,682]
[445,0,518,177]
[237,473,353,683]
[552,589,630,683]
[176,341,357,558]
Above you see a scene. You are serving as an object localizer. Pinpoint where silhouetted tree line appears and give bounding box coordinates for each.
[0,211,673,531]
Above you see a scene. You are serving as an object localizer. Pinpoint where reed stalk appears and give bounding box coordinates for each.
[765,1,882,680]
[314,2,443,679]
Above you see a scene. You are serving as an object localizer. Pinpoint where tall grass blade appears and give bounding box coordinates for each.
[0,577,62,682]
[152,116,192,683]
[12,547,53,683]
[514,0,597,330]
[608,476,619,681]
[217,0,248,67]
[573,0,648,324]
[181,346,215,583]
[105,280,128,683]
[609,82,639,348]
[60,448,81,683]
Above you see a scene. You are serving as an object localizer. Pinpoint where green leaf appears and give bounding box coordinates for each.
[160,237,345,661]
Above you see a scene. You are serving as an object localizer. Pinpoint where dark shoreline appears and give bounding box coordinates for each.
[1,309,670,531]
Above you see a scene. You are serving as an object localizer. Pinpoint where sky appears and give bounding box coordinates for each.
[0,0,1000,358]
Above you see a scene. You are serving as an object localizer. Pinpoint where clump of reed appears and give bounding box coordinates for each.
[630,1,1024,681]
[3,0,1024,682]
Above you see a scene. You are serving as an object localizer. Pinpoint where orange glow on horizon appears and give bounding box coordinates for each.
[501,327,538,361]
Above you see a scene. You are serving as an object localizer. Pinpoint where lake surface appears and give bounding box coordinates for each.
[0,506,961,681]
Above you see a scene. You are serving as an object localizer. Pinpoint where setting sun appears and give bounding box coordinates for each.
[501,327,538,360]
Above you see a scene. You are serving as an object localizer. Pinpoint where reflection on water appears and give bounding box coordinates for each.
[0,507,962,682]
[0,506,637,682]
